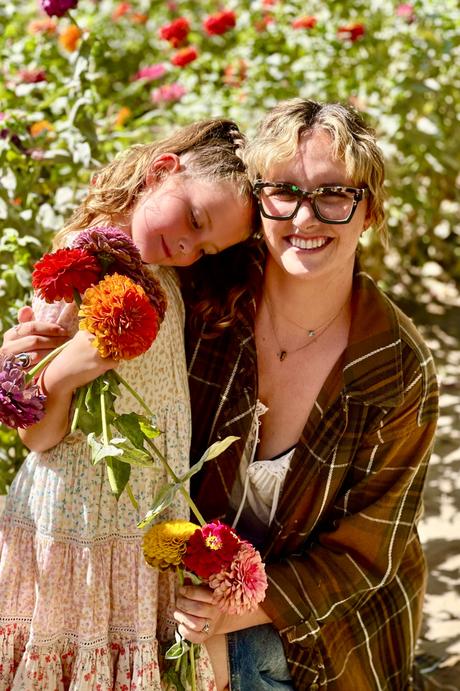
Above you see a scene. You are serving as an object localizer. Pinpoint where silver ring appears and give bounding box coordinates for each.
[201,621,210,634]
[15,352,31,368]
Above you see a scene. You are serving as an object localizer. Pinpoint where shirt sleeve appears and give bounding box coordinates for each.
[261,343,439,646]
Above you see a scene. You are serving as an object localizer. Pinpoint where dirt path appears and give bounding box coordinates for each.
[397,289,460,689]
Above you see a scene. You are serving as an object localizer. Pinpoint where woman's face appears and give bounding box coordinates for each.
[128,163,252,267]
[261,128,369,283]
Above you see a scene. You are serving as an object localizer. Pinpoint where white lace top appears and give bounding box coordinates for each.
[231,400,295,543]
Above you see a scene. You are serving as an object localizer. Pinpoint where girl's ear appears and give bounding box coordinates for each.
[145,153,181,186]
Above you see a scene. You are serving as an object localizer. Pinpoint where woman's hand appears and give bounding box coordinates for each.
[174,584,225,644]
[173,584,271,643]
[1,305,72,367]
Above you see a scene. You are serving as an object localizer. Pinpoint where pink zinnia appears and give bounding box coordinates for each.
[151,83,186,103]
[133,64,167,82]
[209,542,268,615]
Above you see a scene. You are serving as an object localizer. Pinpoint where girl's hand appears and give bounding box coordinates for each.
[1,305,72,367]
[41,328,118,397]
[174,585,225,644]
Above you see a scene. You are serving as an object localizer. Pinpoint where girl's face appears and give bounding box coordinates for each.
[128,157,252,267]
[261,129,369,283]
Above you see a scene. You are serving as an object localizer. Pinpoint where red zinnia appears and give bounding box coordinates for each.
[203,10,236,36]
[32,248,101,303]
[337,22,365,42]
[158,17,190,46]
[171,46,198,68]
[78,273,159,360]
[292,16,317,30]
[183,521,241,580]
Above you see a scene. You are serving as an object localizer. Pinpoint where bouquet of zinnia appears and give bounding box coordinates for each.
[0,226,169,504]
[142,512,267,690]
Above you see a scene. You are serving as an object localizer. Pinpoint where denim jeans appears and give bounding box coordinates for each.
[227,624,294,691]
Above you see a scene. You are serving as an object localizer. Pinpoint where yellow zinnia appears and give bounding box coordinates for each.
[143,520,199,570]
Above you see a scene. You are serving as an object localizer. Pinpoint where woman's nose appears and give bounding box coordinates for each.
[177,236,200,262]
[293,197,317,226]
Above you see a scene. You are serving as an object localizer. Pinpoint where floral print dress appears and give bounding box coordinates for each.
[0,266,215,691]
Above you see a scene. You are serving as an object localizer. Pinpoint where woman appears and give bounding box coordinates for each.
[177,99,439,690]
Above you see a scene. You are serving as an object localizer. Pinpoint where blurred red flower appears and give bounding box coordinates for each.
[171,46,198,67]
[337,22,365,42]
[203,10,236,36]
[158,17,190,47]
[292,16,317,30]
[32,248,101,303]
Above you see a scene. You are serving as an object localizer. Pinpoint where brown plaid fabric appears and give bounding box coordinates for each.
[184,247,439,690]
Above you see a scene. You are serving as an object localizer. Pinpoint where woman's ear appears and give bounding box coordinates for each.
[145,153,181,186]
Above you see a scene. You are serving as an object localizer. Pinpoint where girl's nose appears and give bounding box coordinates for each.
[177,237,200,263]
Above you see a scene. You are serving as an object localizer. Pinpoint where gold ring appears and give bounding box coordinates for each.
[202,621,210,634]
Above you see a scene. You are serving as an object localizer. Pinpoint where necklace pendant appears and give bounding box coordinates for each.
[278,350,287,362]
[308,329,316,337]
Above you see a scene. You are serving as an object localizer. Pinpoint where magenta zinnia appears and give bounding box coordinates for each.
[32,247,101,303]
[209,542,268,615]
[73,226,168,322]
[0,355,46,429]
[40,0,78,17]
[78,273,159,360]
[183,521,241,580]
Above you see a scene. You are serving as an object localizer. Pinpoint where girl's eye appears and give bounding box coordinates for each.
[191,210,200,230]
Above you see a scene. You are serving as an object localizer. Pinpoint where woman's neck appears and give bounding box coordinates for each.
[262,258,354,330]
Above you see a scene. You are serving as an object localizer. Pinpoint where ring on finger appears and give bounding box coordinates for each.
[13,324,21,335]
[201,621,210,634]
[15,352,31,368]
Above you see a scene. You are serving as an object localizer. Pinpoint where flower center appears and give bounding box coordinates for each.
[205,535,223,551]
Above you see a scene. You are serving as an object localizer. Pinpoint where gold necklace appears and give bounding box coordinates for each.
[263,294,345,362]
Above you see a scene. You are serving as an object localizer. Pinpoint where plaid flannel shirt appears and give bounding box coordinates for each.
[185,248,439,690]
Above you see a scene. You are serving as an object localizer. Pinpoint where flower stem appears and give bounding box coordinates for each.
[100,389,109,445]
[113,371,152,415]
[126,483,138,510]
[27,341,68,381]
[145,438,206,526]
[70,385,85,433]
[189,645,197,691]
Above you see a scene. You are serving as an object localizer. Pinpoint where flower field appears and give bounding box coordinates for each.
[0,0,459,487]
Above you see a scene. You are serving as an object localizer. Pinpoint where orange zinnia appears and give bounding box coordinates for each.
[79,273,160,360]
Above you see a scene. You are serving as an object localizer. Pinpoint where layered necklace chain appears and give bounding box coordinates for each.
[263,293,345,362]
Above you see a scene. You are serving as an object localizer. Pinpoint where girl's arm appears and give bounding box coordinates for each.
[18,329,117,452]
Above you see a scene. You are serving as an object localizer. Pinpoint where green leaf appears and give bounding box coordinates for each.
[181,436,239,483]
[165,630,190,660]
[137,483,178,528]
[87,433,124,465]
[106,457,131,500]
[139,417,162,439]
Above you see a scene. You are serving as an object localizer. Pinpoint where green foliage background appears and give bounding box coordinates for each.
[0,0,459,490]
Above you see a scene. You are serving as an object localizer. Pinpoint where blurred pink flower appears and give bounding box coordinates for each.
[151,83,186,103]
[209,542,268,615]
[18,69,47,84]
[396,4,416,22]
[133,64,167,82]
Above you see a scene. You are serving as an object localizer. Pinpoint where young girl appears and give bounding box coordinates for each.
[0,119,255,690]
